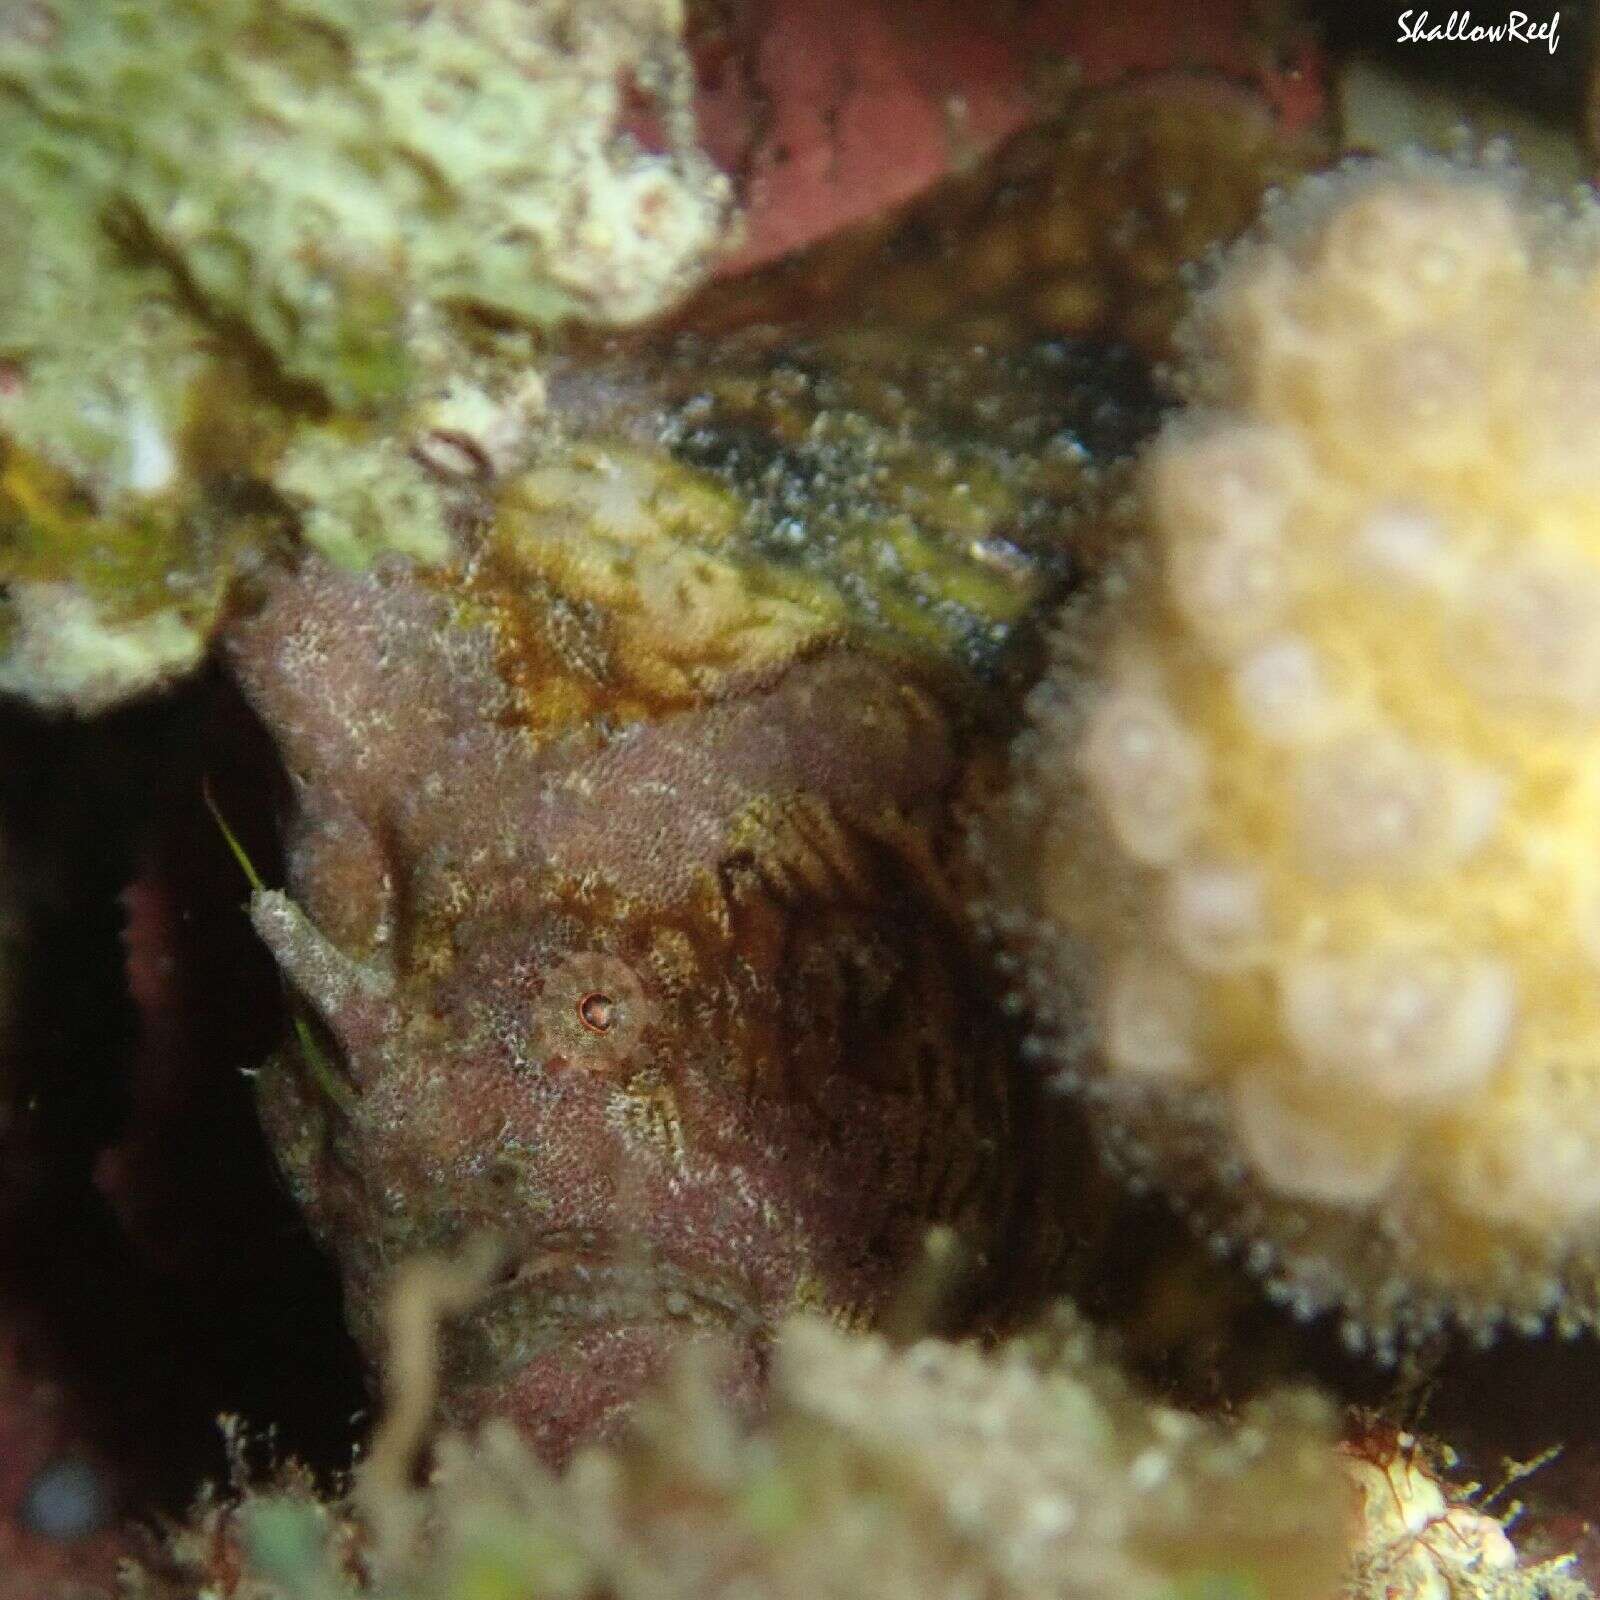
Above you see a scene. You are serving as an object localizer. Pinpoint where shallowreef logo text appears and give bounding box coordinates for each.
[1397,10,1561,50]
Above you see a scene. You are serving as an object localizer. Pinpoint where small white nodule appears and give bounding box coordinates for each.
[1165,861,1267,973]
[1152,425,1307,655]
[1279,950,1515,1104]
[1460,555,1600,716]
[1295,730,1499,879]
[1447,1094,1600,1229]
[125,409,177,495]
[1102,953,1201,1080]
[1230,1063,1405,1206]
[1348,504,1459,594]
[1167,520,1294,655]
[1080,683,1207,866]
[1229,635,1338,743]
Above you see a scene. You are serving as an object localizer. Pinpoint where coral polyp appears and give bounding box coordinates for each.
[982,156,1600,1351]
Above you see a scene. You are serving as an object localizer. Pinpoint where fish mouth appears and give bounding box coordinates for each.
[445,1231,765,1385]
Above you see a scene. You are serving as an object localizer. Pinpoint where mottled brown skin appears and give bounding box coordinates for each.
[224,553,1018,1460]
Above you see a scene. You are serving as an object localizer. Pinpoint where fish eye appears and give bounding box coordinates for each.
[577,990,615,1034]
[531,953,657,1072]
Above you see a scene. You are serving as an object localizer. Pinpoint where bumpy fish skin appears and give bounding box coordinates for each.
[225,542,1020,1458]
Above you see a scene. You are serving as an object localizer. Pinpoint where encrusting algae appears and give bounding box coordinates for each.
[125,1260,1596,1600]
[0,17,1311,719]
[1,0,729,406]
[981,153,1600,1354]
[0,0,730,714]
[532,322,1164,705]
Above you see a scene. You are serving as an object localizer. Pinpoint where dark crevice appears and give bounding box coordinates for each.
[0,671,366,1519]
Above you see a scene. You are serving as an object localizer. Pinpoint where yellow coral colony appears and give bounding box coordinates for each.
[986,156,1600,1352]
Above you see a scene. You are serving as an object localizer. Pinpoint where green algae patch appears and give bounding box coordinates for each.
[0,439,285,712]
[550,330,1164,704]
[272,425,452,573]
[0,0,729,410]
